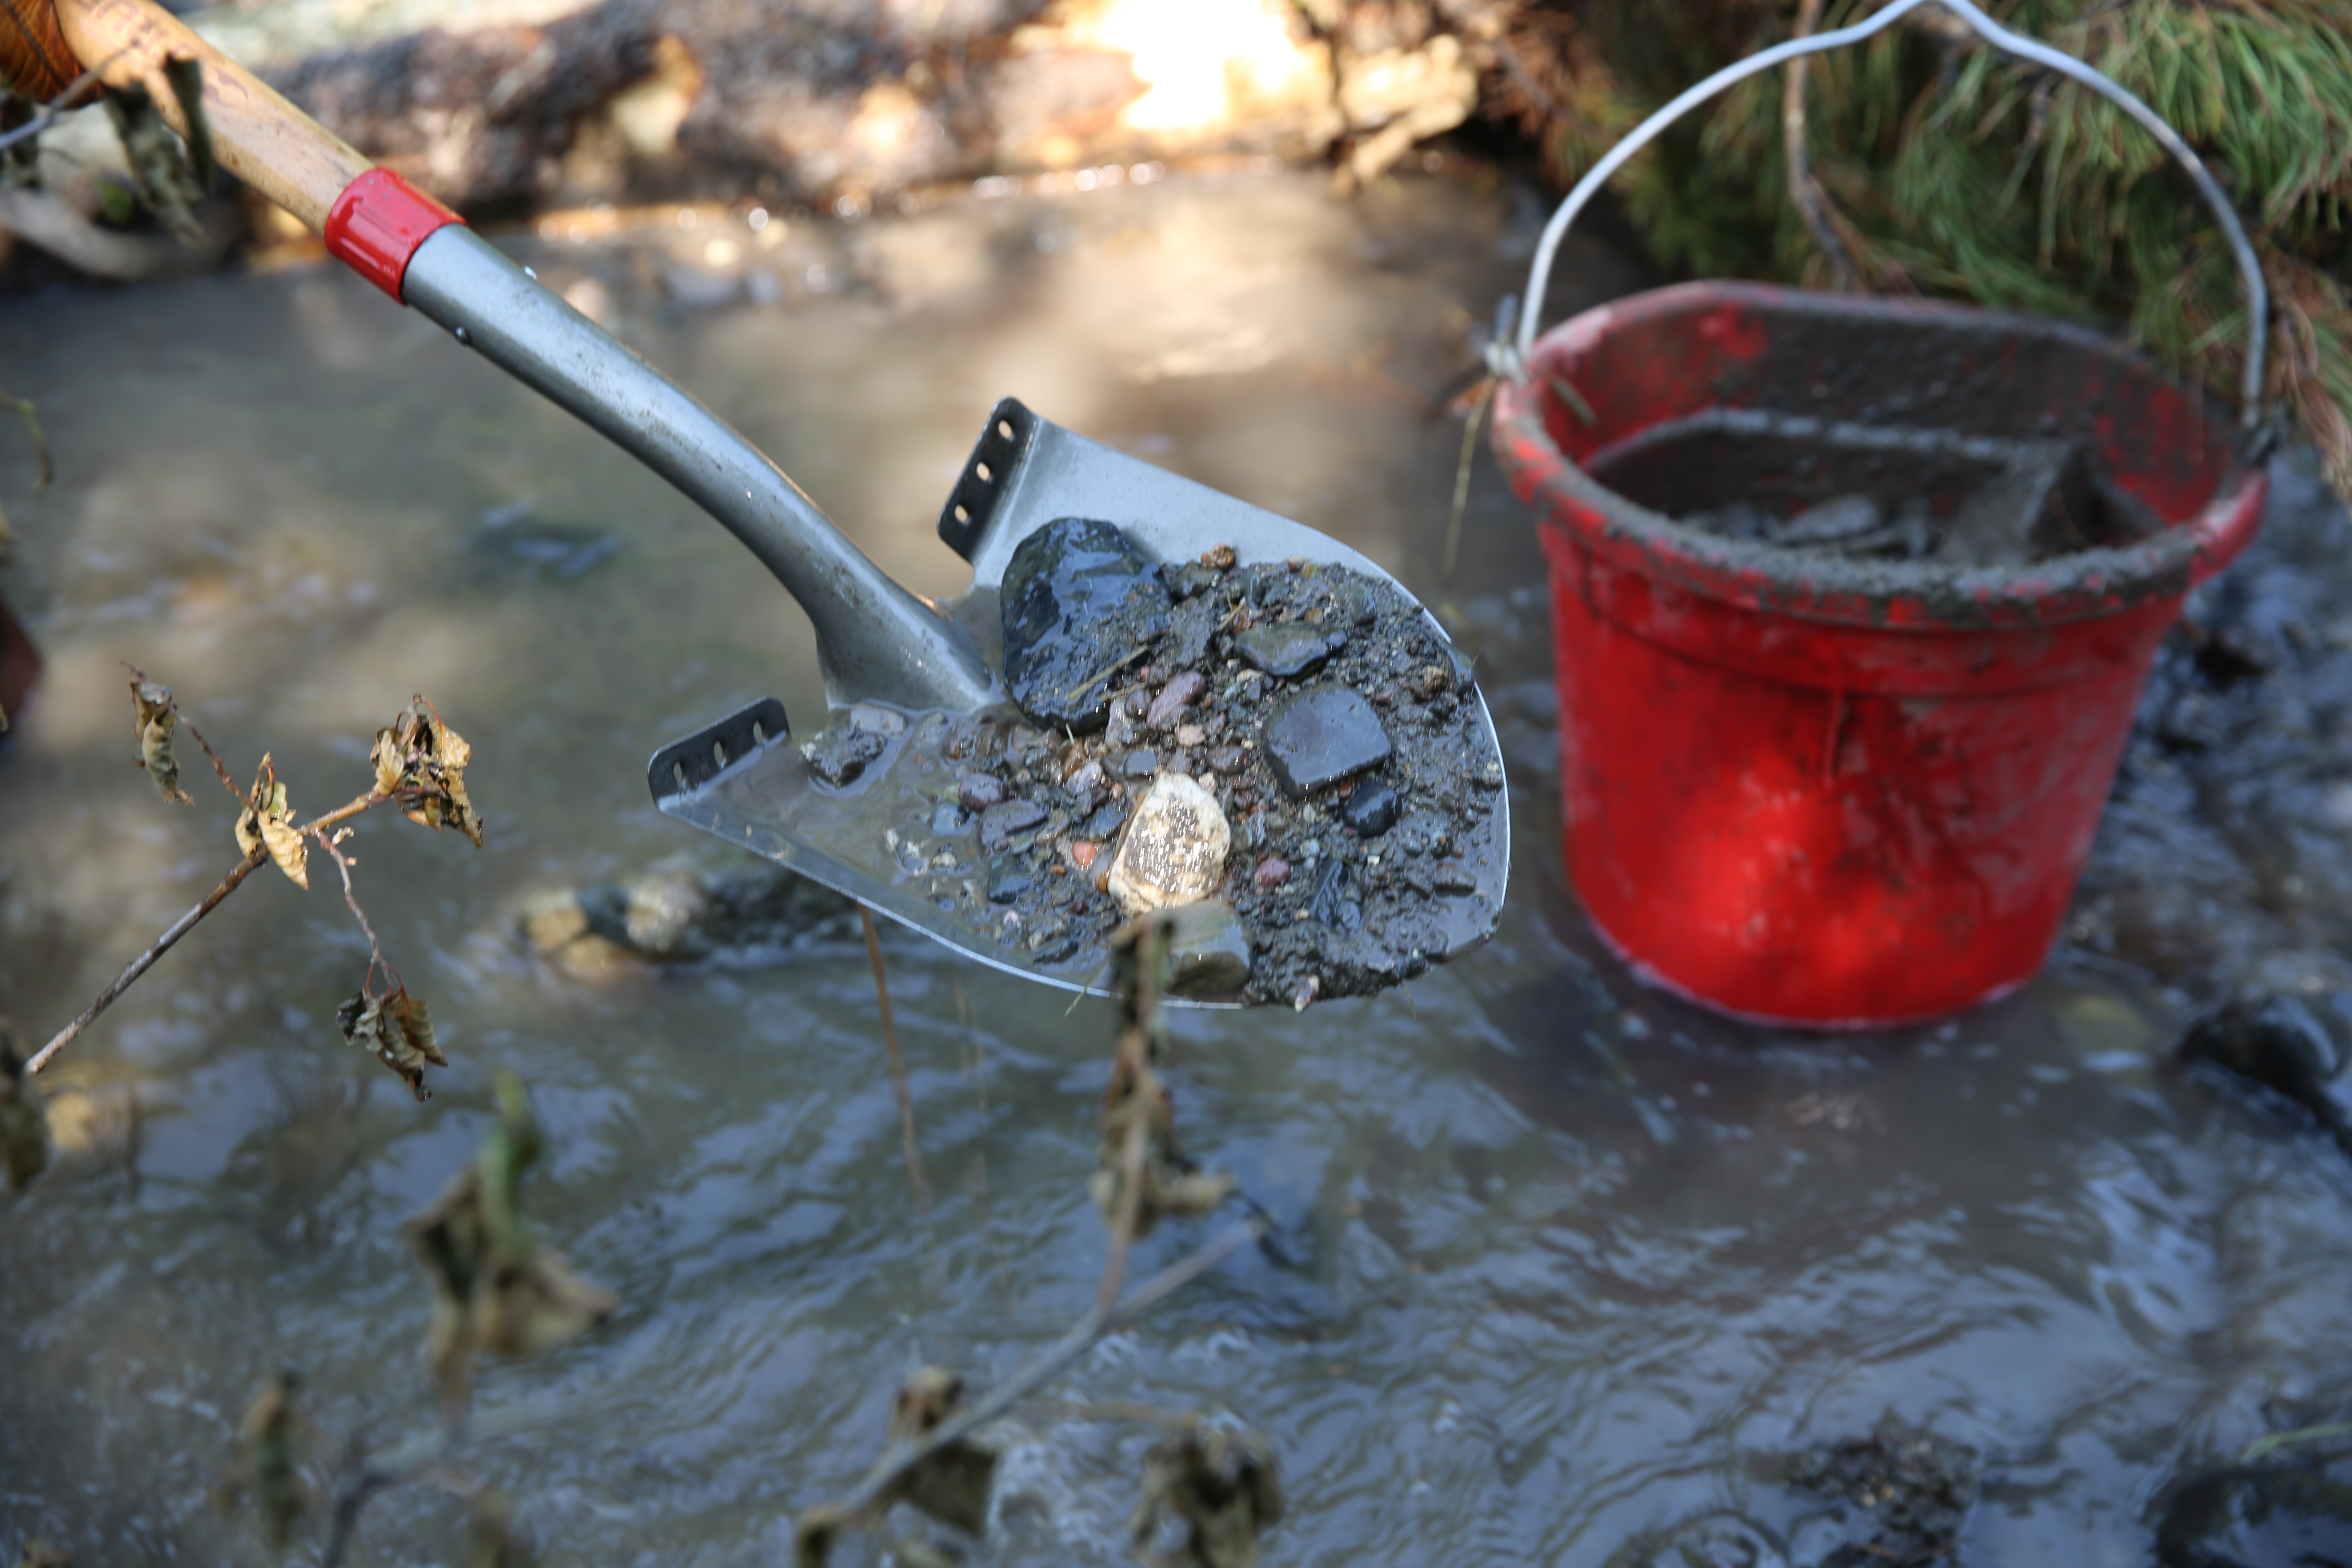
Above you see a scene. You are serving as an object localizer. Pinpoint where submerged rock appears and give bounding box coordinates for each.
[1781,1419,1980,1567]
[1106,772,1231,914]
[1001,517,1171,731]
[2156,1453,2352,1568]
[520,854,860,975]
[1262,684,1392,797]
[2180,990,2352,1156]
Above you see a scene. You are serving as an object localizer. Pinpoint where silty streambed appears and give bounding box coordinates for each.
[3,165,2352,1566]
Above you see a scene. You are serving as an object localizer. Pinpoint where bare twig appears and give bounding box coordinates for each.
[27,847,265,1073]
[1441,377,1495,583]
[817,1218,1265,1531]
[862,905,931,1211]
[1781,0,1861,292]
[313,825,392,988]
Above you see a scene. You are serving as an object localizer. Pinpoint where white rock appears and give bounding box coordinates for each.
[1106,772,1231,914]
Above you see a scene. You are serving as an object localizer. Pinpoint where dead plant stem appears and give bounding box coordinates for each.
[821,1217,1265,1530]
[1441,378,1495,582]
[862,905,931,1211]
[27,848,265,1074]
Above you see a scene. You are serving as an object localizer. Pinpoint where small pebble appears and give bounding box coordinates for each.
[1070,840,1099,871]
[979,797,1047,849]
[803,724,887,787]
[1341,779,1401,837]
[931,802,971,835]
[1148,670,1207,728]
[1118,748,1160,779]
[1175,723,1207,748]
[1254,857,1291,891]
[958,771,1005,811]
[986,857,1034,904]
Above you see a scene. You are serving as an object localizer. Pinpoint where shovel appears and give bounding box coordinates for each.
[20,0,1510,1003]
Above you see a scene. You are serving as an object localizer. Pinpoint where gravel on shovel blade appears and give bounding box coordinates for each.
[792,518,1504,1005]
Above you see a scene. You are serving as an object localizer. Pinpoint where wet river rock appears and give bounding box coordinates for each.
[1001,515,1172,731]
[1236,621,1344,677]
[1264,684,1392,797]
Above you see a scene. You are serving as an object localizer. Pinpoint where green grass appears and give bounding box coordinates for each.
[1506,0,2352,494]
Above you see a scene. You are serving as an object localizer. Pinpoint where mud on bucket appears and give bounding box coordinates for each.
[1487,0,2273,1027]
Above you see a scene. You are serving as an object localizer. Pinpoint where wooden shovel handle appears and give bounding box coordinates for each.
[50,0,370,229]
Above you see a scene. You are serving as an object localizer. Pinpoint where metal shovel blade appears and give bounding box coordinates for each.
[648,399,1510,1004]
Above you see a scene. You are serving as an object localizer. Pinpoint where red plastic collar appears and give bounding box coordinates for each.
[325,169,463,303]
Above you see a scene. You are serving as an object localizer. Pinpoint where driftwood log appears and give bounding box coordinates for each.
[256,0,1483,214]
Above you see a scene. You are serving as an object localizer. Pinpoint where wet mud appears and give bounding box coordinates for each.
[1588,409,2161,569]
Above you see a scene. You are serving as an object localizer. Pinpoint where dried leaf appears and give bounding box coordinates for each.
[466,1489,537,1568]
[336,983,445,1100]
[1,1024,49,1193]
[475,1245,617,1358]
[404,1071,613,1406]
[374,697,486,846]
[886,1368,998,1535]
[1130,1421,1282,1568]
[130,679,192,804]
[100,79,206,245]
[222,1370,309,1548]
[10,1541,71,1568]
[234,760,307,885]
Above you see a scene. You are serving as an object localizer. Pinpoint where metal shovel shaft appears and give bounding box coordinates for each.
[401,225,996,713]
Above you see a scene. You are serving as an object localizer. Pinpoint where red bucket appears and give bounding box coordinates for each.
[1482,1,2281,1024]
[1493,284,2265,1024]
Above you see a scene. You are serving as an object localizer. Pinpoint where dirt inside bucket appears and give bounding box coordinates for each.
[1585,408,2168,568]
[792,521,1503,1006]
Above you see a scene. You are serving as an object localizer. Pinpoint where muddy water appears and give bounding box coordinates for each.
[4,167,2351,1566]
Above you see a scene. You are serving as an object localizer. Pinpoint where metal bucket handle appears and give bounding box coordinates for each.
[1503,0,2270,430]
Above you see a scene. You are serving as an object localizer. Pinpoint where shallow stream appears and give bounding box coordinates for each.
[4,165,2350,1566]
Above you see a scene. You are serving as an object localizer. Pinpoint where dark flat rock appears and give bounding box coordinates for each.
[1236,621,1343,678]
[1262,684,1392,797]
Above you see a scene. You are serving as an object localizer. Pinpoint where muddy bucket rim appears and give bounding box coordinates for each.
[1494,282,2268,635]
